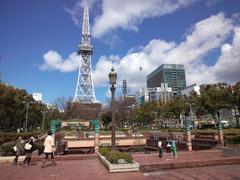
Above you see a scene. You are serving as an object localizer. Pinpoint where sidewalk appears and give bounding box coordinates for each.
[132,150,240,172]
[1,150,240,170]
[0,150,240,180]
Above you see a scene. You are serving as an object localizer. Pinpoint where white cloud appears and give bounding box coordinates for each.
[93,55,118,86]
[213,27,240,83]
[39,51,80,72]
[40,12,240,97]
[167,13,233,65]
[92,0,198,38]
[92,12,239,91]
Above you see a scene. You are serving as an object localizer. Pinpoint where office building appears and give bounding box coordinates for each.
[147,64,186,96]
[135,83,173,105]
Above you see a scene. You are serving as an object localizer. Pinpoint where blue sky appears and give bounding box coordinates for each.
[0,0,240,104]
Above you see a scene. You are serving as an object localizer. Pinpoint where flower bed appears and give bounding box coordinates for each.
[97,147,139,173]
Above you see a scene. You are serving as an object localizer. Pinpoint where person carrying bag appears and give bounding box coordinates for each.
[23,136,35,167]
[12,136,24,167]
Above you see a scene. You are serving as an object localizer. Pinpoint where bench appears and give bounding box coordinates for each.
[192,133,218,150]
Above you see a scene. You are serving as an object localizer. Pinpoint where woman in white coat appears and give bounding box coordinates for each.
[41,130,57,168]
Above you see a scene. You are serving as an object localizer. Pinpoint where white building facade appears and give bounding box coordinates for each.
[135,83,173,105]
[181,84,200,97]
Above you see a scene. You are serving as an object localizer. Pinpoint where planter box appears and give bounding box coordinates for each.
[97,152,139,173]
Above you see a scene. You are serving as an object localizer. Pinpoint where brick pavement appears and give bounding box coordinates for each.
[143,164,240,180]
[132,150,240,171]
[0,150,240,180]
[0,159,149,180]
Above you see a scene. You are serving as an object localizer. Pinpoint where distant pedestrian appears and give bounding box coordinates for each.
[12,136,24,167]
[166,139,171,153]
[158,139,163,158]
[171,139,177,158]
[22,136,35,167]
[42,131,57,168]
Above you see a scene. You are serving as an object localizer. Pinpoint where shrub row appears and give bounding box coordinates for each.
[99,147,133,164]
[0,141,44,156]
[106,151,133,164]
[99,146,110,157]
[0,131,42,146]
[225,135,240,144]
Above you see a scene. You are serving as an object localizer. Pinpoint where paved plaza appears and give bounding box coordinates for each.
[0,150,240,180]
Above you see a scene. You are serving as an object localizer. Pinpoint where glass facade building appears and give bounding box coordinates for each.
[147,64,186,95]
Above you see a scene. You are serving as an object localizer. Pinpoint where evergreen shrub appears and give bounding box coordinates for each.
[99,147,133,164]
[106,151,133,164]
[99,147,110,157]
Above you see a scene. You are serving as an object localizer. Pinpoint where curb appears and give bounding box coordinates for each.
[140,158,240,172]
[0,154,97,163]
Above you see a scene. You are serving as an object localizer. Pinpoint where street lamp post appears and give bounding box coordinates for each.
[152,111,158,129]
[109,67,117,151]
[23,101,32,132]
[186,103,193,151]
[216,112,224,148]
[42,109,46,131]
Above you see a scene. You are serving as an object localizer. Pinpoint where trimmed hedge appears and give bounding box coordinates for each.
[0,141,22,156]
[99,147,133,164]
[0,131,42,146]
[225,135,240,144]
[106,151,133,164]
[99,147,110,157]
[0,141,44,156]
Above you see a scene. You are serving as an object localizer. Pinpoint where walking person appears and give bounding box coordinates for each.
[42,131,57,168]
[158,139,163,158]
[12,136,24,167]
[166,139,171,153]
[22,136,35,167]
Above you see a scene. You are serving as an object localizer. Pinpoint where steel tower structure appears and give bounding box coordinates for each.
[73,4,96,103]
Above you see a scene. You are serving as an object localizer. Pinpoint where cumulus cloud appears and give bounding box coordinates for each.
[213,27,240,83]
[39,51,80,72]
[92,12,239,90]
[40,12,240,97]
[92,0,198,38]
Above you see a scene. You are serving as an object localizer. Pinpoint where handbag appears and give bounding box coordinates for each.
[13,146,17,152]
[24,143,32,150]
[52,146,57,152]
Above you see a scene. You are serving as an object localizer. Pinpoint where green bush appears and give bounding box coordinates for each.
[0,131,42,146]
[0,140,44,156]
[0,141,24,156]
[34,143,44,155]
[106,151,133,164]
[225,135,240,144]
[130,146,145,152]
[99,147,110,157]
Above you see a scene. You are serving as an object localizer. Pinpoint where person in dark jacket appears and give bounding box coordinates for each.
[12,136,24,167]
[22,136,35,167]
